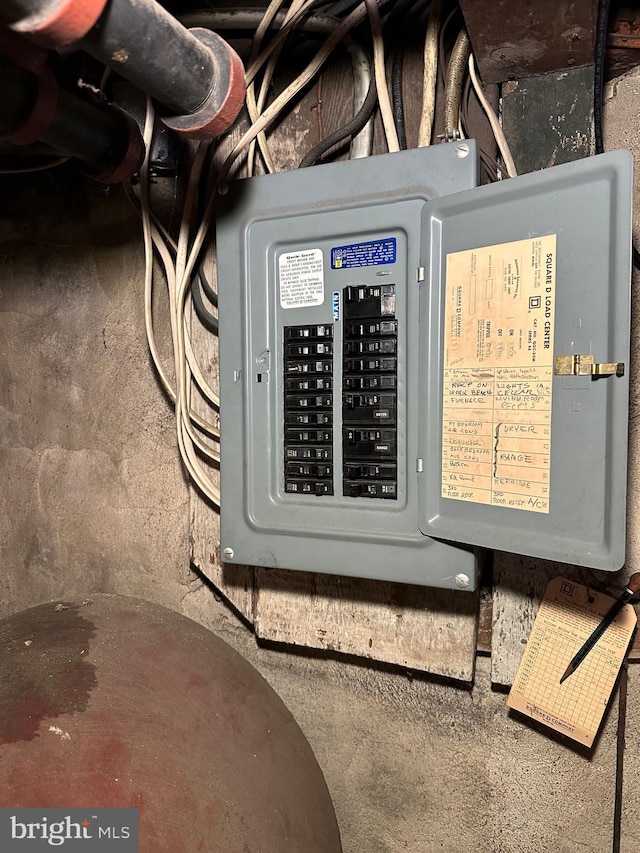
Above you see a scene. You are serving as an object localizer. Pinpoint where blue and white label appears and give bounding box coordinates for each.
[332,291,340,322]
[331,238,396,270]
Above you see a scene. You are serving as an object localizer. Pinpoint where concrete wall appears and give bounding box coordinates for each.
[0,172,191,617]
[2,70,640,852]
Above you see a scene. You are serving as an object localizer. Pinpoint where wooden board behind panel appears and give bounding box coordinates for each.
[255,567,479,681]
[190,492,255,623]
[492,552,627,687]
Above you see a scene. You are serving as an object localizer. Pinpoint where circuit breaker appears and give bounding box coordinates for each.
[216,142,632,590]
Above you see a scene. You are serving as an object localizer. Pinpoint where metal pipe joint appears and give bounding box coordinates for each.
[1,0,246,140]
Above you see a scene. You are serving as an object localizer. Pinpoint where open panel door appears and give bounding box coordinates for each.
[418,151,632,570]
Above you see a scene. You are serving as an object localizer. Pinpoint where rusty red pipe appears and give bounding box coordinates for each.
[0,0,246,140]
[0,30,143,182]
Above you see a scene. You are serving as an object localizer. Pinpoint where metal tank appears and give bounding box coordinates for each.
[0,594,342,852]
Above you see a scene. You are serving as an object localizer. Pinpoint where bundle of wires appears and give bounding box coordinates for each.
[127,0,389,507]
[125,0,519,508]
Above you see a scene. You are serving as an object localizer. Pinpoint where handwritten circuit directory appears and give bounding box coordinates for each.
[441,235,557,513]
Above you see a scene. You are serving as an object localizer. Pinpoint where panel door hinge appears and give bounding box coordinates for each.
[554,354,625,378]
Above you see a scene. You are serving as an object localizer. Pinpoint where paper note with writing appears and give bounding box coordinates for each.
[442,235,556,513]
[507,577,636,747]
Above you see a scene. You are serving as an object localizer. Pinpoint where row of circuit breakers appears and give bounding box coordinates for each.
[283,286,399,501]
[217,141,632,590]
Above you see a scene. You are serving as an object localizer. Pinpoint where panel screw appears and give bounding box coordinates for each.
[222,547,234,561]
[455,573,470,588]
[455,142,470,159]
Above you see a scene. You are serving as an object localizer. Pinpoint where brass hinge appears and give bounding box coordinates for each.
[554,354,625,378]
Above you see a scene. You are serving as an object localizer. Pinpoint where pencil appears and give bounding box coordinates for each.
[559,572,640,684]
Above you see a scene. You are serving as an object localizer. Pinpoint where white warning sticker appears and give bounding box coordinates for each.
[279,249,324,309]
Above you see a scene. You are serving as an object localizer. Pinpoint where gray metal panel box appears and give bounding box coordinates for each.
[217,143,480,590]
[216,144,632,589]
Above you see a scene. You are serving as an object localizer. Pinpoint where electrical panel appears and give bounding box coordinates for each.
[216,143,632,590]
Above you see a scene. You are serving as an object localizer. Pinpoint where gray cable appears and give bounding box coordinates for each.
[444,30,470,140]
[181,10,374,162]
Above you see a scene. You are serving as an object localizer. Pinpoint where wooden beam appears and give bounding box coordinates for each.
[460,0,597,84]
[254,568,479,682]
[501,66,595,175]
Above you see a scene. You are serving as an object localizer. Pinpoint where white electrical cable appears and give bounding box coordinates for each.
[346,36,374,159]
[184,307,220,409]
[126,182,219,438]
[133,1,386,506]
[182,5,374,163]
[418,0,440,147]
[134,100,221,507]
[172,141,223,501]
[248,2,375,171]
[138,101,176,405]
[127,164,220,425]
[245,0,288,176]
[364,0,399,153]
[245,0,319,85]
[468,54,517,178]
[245,0,322,175]
[236,1,377,177]
[248,0,307,176]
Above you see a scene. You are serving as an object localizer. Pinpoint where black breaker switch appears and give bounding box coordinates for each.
[284,325,334,495]
[342,285,398,499]
[343,285,396,318]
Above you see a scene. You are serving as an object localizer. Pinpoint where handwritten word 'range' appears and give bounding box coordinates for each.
[442,367,551,512]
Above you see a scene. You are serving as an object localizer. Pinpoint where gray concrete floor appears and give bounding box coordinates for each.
[2,69,640,852]
[182,584,623,853]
